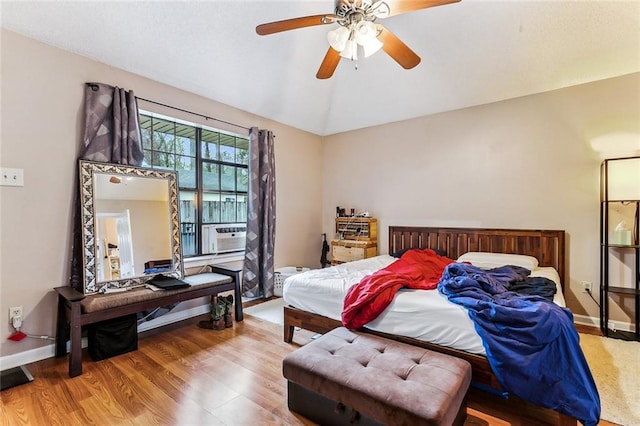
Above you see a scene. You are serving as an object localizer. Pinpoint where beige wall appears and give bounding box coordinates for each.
[323,72,640,324]
[0,30,323,358]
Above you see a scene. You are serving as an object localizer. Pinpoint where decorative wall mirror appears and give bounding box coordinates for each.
[79,160,183,294]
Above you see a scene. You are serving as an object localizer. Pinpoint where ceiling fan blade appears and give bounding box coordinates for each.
[384,0,461,17]
[317,47,341,79]
[377,25,421,69]
[256,14,337,35]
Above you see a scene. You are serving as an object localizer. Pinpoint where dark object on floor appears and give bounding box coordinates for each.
[283,327,471,426]
[288,382,382,426]
[222,295,234,327]
[197,318,226,330]
[320,233,329,268]
[0,365,34,391]
[88,314,138,361]
[198,295,234,330]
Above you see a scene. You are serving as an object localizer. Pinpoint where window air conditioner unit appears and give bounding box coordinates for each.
[202,224,247,255]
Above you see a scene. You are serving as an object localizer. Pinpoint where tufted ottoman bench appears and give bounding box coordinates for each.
[283,327,472,426]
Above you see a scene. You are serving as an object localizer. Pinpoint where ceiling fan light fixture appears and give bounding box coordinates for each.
[328,26,350,51]
[354,21,377,43]
[331,20,381,60]
[361,36,383,57]
[340,39,358,60]
[257,0,461,79]
[355,21,383,57]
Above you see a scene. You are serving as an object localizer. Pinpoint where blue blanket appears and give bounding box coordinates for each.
[438,263,600,426]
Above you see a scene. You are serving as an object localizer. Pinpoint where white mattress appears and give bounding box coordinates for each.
[282,255,567,356]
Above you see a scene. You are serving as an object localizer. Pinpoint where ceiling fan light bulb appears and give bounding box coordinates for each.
[340,40,358,60]
[328,26,349,51]
[354,21,377,45]
[362,37,383,57]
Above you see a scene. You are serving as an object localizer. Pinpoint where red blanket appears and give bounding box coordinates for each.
[342,249,454,329]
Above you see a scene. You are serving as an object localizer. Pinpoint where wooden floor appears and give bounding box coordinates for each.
[0,313,614,426]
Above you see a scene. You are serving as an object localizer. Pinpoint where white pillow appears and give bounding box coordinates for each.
[456,252,539,271]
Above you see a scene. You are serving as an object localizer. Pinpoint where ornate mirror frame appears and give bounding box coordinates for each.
[79,160,184,294]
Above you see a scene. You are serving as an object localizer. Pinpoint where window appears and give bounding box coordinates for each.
[139,113,249,256]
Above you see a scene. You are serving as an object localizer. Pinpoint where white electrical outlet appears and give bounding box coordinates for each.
[9,306,23,322]
[0,168,24,187]
[581,281,592,293]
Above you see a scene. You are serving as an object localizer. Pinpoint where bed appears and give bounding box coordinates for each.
[282,226,582,426]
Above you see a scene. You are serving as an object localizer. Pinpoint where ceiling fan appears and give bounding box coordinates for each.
[256,0,461,79]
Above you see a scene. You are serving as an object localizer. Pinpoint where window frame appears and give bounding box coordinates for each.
[139,110,249,258]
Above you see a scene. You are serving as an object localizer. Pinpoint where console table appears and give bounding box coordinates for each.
[55,266,243,377]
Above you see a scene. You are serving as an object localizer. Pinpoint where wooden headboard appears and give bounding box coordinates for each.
[388,226,566,290]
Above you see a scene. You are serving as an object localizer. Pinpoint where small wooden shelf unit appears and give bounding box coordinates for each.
[331,217,378,265]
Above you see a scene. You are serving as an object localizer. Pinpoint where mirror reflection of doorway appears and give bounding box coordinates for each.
[96,211,135,281]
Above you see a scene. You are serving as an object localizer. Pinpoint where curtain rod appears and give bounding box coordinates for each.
[135,96,251,132]
[85,83,254,133]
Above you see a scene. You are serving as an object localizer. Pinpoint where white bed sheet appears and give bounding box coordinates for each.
[282,255,567,356]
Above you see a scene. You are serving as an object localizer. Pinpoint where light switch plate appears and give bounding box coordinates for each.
[0,168,24,187]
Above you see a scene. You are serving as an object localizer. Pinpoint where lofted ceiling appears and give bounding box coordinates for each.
[1,0,639,136]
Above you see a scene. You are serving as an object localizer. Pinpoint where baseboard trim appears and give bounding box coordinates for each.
[0,303,210,371]
[1,308,631,371]
[573,314,599,328]
[573,314,636,333]
[0,345,56,372]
